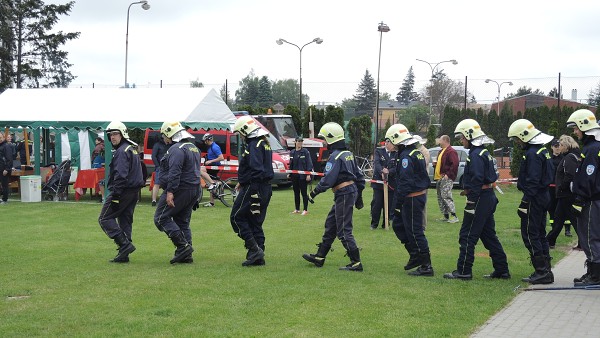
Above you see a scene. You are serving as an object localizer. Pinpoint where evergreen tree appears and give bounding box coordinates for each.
[588,81,600,107]
[220,83,233,109]
[353,69,377,114]
[235,71,260,107]
[396,66,418,104]
[347,115,372,157]
[257,76,273,107]
[0,0,80,93]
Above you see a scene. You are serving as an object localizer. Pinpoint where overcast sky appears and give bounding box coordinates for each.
[48,0,600,105]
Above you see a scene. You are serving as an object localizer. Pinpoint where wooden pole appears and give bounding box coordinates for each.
[383,180,389,229]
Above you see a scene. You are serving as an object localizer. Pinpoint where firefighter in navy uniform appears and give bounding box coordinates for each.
[230,116,274,267]
[567,109,600,286]
[302,122,366,271]
[98,121,145,263]
[370,139,397,229]
[153,121,200,264]
[443,119,510,280]
[508,119,555,284]
[385,124,433,276]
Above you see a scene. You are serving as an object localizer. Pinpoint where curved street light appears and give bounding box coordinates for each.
[275,37,323,115]
[373,21,390,157]
[125,1,150,88]
[485,79,513,113]
[416,58,458,126]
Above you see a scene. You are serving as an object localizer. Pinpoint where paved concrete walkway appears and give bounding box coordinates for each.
[472,249,600,337]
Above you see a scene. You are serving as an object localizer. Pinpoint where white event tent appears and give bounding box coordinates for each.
[0,87,236,172]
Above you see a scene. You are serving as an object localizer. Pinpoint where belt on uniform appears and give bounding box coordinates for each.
[333,181,354,192]
[481,184,493,190]
[407,190,427,197]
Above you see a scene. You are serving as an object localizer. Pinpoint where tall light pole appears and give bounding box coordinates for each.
[125,1,150,88]
[416,58,457,126]
[485,79,513,114]
[276,37,323,115]
[373,21,390,157]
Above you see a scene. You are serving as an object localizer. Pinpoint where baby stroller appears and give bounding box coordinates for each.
[42,160,72,201]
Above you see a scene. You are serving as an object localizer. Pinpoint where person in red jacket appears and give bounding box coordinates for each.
[434,135,459,223]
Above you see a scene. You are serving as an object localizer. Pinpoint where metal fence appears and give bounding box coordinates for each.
[68,75,600,108]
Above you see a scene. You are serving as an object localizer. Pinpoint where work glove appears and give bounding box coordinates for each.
[465,201,475,215]
[355,193,364,210]
[110,194,121,211]
[249,185,261,216]
[517,200,529,219]
[192,199,200,211]
[308,190,318,204]
[572,199,585,217]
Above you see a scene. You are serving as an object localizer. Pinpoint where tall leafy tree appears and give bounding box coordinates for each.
[396,66,418,104]
[353,69,377,114]
[272,79,300,107]
[220,83,233,109]
[189,78,203,88]
[420,71,470,125]
[0,0,80,92]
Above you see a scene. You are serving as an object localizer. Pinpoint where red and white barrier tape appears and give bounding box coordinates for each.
[206,165,517,187]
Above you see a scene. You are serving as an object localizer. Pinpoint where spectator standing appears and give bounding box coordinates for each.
[6,134,17,165]
[302,122,365,271]
[153,121,200,264]
[151,134,170,206]
[547,135,580,249]
[0,132,14,204]
[508,119,555,285]
[230,116,274,266]
[567,109,600,286]
[547,139,563,235]
[98,121,145,263]
[434,135,459,223]
[443,119,510,280]
[91,137,105,168]
[370,139,396,229]
[385,124,433,277]
[200,133,224,207]
[289,136,313,215]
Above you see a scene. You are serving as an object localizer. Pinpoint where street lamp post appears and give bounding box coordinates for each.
[415,58,458,126]
[373,21,390,157]
[125,1,150,88]
[276,37,323,115]
[485,79,513,113]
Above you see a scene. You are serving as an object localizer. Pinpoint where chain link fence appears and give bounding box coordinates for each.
[68,75,600,107]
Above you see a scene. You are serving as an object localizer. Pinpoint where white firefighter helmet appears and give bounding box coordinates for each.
[161,121,185,139]
[567,109,599,132]
[385,124,417,146]
[507,119,552,145]
[233,116,268,138]
[106,121,130,139]
[454,119,485,141]
[318,122,345,144]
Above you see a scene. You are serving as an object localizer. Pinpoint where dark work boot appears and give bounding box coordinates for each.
[403,242,419,271]
[302,243,331,267]
[522,255,553,284]
[180,241,193,264]
[242,238,264,267]
[575,262,600,287]
[546,256,554,283]
[574,260,591,283]
[248,244,266,266]
[169,231,194,264]
[111,232,136,263]
[340,248,363,271]
[408,252,434,277]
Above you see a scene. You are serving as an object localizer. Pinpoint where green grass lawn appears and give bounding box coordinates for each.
[0,184,576,337]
